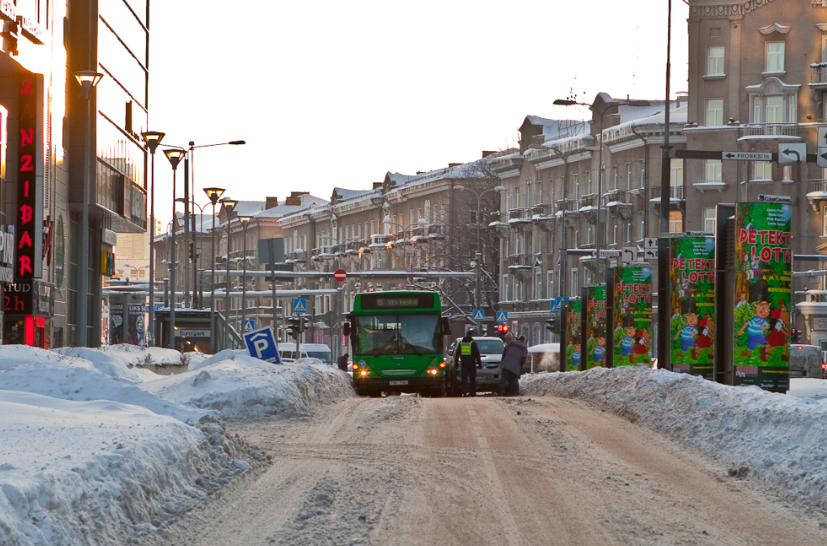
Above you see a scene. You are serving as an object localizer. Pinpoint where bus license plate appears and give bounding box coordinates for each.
[389,380,408,386]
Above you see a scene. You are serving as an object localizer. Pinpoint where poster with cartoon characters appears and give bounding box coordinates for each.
[612,266,653,367]
[670,236,715,379]
[733,199,791,392]
[584,286,607,369]
[565,298,582,372]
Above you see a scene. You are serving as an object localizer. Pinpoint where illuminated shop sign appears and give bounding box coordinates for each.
[14,74,42,281]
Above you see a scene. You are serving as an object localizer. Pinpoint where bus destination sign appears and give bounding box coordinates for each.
[361,293,434,310]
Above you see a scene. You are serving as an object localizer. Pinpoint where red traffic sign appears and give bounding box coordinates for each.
[334,269,347,282]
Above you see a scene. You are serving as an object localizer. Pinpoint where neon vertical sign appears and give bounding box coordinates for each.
[15,75,41,281]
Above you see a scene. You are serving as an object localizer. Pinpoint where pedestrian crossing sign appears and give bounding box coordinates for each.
[292,298,307,314]
[496,311,508,323]
[473,309,485,322]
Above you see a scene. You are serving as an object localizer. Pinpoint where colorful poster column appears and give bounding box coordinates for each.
[565,298,582,372]
[584,286,607,369]
[612,266,653,367]
[670,236,716,379]
[733,199,791,392]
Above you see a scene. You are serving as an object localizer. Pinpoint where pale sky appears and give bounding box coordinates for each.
[148,0,689,226]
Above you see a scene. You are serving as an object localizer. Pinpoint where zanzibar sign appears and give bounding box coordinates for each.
[15,74,42,281]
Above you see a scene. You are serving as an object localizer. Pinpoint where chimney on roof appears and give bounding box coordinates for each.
[482,151,497,158]
[285,191,308,206]
[265,197,279,209]
[416,171,425,175]
[448,163,462,168]
[373,182,383,189]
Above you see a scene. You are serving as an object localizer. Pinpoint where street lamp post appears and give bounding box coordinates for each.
[141,131,165,346]
[220,198,238,349]
[381,217,428,276]
[453,184,506,333]
[176,197,209,309]
[74,70,103,347]
[553,96,649,282]
[164,148,187,350]
[238,216,252,334]
[204,187,226,353]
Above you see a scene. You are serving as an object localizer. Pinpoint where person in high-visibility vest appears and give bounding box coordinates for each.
[458,329,482,397]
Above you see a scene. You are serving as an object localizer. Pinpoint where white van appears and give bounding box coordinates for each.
[278,343,332,364]
[789,344,825,379]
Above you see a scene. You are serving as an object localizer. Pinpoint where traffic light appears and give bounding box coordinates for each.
[286,316,301,340]
[791,328,801,343]
[546,316,558,332]
[495,324,509,337]
[302,316,312,331]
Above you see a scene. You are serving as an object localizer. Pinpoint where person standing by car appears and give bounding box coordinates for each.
[458,329,482,396]
[499,333,527,396]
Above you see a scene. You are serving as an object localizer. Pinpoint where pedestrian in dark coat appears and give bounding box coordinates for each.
[499,333,527,396]
[338,353,349,372]
[457,329,482,396]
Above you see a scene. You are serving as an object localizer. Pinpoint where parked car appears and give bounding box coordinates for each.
[789,344,825,379]
[446,336,505,395]
[278,343,332,364]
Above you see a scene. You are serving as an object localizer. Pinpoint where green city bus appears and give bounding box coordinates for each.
[344,290,451,397]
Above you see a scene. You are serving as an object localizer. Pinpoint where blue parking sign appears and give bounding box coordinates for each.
[244,327,281,364]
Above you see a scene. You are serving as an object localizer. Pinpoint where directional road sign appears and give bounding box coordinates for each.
[334,269,347,282]
[778,143,806,166]
[473,309,485,322]
[621,246,638,263]
[244,327,281,363]
[292,298,307,314]
[722,151,772,161]
[244,319,255,332]
[496,310,508,323]
[818,127,827,168]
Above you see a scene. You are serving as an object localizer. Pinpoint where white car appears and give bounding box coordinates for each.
[447,336,505,394]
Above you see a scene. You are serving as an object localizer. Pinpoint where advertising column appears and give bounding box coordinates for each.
[733,199,792,392]
[565,298,582,372]
[584,286,607,369]
[670,236,716,379]
[611,266,653,367]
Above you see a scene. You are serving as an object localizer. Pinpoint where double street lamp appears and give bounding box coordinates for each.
[204,187,226,353]
[453,184,506,333]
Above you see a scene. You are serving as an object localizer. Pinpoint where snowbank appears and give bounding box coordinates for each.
[0,345,354,546]
[522,367,827,509]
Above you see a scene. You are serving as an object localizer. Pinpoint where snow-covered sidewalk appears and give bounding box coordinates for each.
[522,367,827,510]
[0,345,353,546]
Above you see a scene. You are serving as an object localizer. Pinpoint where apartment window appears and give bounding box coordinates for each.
[705,159,722,182]
[424,200,431,222]
[705,98,724,126]
[535,269,542,300]
[537,180,543,205]
[637,211,645,241]
[573,173,579,200]
[547,271,554,299]
[766,42,785,73]
[703,208,716,233]
[610,166,618,190]
[625,219,631,244]
[638,160,645,188]
[570,269,579,296]
[707,45,725,75]
[669,211,683,233]
[625,163,632,191]
[611,215,618,245]
[585,223,593,245]
[548,179,554,204]
[823,207,827,236]
[751,93,797,124]
[502,274,510,301]
[753,161,772,181]
[585,171,592,194]
[670,159,684,197]
[524,178,532,208]
[783,165,793,182]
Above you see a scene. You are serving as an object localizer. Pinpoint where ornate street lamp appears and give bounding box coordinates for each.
[204,187,225,352]
[164,148,186,349]
[141,131,165,346]
[220,198,238,349]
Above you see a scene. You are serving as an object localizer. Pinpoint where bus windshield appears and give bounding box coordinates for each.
[354,314,441,356]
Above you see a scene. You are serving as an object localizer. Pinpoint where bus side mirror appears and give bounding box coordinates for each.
[441,317,451,336]
[343,322,351,337]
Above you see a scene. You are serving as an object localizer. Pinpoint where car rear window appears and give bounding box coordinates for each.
[475,340,504,354]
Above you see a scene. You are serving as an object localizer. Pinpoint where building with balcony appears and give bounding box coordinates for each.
[278,154,506,341]
[686,0,827,346]
[491,101,688,346]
